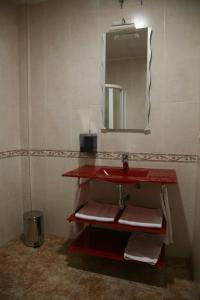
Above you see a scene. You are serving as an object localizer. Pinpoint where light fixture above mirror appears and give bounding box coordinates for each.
[118,0,143,9]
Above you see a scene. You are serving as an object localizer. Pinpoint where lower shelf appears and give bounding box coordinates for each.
[68,226,165,270]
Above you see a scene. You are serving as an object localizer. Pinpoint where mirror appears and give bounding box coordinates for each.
[104,25,152,131]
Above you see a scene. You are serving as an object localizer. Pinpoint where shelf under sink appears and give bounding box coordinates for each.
[68,226,165,270]
[67,211,166,235]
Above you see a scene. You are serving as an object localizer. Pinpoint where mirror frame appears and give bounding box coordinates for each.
[101,26,152,133]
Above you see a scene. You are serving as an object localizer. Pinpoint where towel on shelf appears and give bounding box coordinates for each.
[160,185,173,244]
[118,205,163,228]
[124,232,164,265]
[75,201,119,222]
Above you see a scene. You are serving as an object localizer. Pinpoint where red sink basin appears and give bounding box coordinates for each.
[62,165,177,184]
[63,165,177,184]
[96,167,149,183]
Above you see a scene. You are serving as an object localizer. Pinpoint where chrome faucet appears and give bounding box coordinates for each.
[122,153,129,172]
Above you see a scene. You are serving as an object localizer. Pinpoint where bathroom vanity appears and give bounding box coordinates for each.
[63,165,177,270]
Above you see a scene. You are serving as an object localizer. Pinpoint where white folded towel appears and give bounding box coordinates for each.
[118,205,163,228]
[124,232,164,265]
[75,201,119,222]
[160,185,173,244]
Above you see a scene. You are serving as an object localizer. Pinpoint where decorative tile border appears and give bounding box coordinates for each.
[0,150,22,159]
[30,150,198,163]
[0,149,197,163]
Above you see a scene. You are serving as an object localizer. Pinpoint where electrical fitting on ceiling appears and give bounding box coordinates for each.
[118,0,143,9]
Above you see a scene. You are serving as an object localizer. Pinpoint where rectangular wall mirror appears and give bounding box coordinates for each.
[104,25,152,131]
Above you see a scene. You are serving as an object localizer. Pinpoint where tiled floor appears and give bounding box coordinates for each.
[0,235,199,300]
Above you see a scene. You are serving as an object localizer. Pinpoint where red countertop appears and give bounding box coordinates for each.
[62,165,177,184]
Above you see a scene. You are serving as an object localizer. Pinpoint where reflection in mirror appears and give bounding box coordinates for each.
[104,25,152,131]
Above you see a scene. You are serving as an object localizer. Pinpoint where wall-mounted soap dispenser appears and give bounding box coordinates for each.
[79,133,97,153]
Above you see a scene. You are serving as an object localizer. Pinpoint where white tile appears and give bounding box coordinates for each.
[0,106,20,151]
[30,107,46,149]
[164,0,200,58]
[19,107,29,149]
[163,102,198,154]
[163,57,200,103]
[0,158,23,246]
[20,157,32,213]
[0,2,19,110]
[31,157,77,237]
[44,102,72,149]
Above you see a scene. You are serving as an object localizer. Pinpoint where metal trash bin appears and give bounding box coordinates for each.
[23,210,44,248]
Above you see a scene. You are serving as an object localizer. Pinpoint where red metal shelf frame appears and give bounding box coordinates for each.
[67,211,166,235]
[68,226,165,270]
[63,165,172,270]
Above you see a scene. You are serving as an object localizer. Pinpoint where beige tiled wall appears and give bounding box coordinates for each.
[1,0,199,260]
[192,46,200,281]
[24,0,200,258]
[193,163,200,282]
[0,2,23,246]
[27,0,200,152]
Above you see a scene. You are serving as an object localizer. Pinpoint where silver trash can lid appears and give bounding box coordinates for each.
[24,210,43,220]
